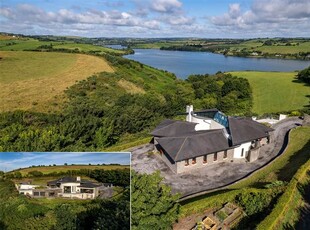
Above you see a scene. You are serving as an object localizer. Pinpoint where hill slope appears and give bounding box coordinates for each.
[0,51,113,112]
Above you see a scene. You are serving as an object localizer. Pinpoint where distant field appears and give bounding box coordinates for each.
[0,51,114,112]
[255,42,310,54]
[229,71,310,114]
[0,38,123,53]
[14,164,129,176]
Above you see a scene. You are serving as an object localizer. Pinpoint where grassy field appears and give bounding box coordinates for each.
[0,38,123,54]
[229,71,310,114]
[13,164,129,176]
[0,51,114,112]
[255,42,310,54]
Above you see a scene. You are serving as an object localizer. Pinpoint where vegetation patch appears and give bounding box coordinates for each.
[229,71,309,114]
[117,79,145,94]
[257,158,310,229]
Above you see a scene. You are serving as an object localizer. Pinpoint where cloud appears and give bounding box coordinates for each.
[160,15,194,25]
[210,0,310,36]
[0,3,161,32]
[150,0,182,13]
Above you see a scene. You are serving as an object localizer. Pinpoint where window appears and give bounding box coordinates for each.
[185,159,189,166]
[64,186,71,193]
[192,157,196,164]
[203,155,207,164]
[214,152,217,161]
[223,150,228,159]
[241,148,244,157]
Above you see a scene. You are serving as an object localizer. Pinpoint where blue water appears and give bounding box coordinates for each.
[125,49,310,79]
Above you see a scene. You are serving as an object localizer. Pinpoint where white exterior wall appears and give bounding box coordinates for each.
[60,182,80,193]
[19,189,34,195]
[61,193,95,199]
[233,142,252,158]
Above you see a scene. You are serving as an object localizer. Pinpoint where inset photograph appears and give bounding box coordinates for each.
[0,152,130,230]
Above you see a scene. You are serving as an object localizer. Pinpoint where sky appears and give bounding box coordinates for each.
[0,0,309,38]
[0,152,130,172]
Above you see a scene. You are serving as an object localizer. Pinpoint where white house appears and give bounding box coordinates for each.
[16,176,111,199]
[152,106,274,173]
[16,183,40,196]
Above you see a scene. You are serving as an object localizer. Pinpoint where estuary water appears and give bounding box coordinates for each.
[125,49,310,79]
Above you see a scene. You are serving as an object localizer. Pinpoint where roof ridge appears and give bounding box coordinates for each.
[152,120,177,132]
[175,136,189,161]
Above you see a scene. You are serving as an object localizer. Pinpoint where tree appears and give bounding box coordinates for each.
[131,171,180,230]
[27,170,43,177]
[297,66,310,84]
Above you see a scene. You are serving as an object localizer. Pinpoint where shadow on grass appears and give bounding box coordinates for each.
[277,140,310,182]
[295,170,310,230]
[291,79,310,87]
[0,220,7,230]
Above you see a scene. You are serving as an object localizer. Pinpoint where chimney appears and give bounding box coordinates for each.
[186,105,193,122]
[76,176,81,182]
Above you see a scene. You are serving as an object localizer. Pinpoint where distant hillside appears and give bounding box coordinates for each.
[11,164,129,176]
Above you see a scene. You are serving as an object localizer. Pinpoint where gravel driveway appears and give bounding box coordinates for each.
[131,117,302,198]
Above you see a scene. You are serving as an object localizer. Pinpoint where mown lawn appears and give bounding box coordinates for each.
[0,51,114,112]
[230,71,310,114]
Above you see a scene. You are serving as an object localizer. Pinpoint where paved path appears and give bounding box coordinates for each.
[131,118,302,198]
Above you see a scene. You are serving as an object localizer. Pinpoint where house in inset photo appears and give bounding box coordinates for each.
[152,105,274,173]
[16,176,113,199]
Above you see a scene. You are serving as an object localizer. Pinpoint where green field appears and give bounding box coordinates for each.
[229,71,310,114]
[0,51,113,112]
[13,164,129,176]
[0,38,123,54]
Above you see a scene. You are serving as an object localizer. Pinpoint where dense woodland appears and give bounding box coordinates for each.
[0,52,254,151]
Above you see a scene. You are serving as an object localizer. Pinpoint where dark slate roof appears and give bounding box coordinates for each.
[78,182,100,188]
[157,129,231,162]
[151,119,199,137]
[228,117,274,145]
[47,177,93,186]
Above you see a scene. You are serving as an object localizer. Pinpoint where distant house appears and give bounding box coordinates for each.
[16,183,40,196]
[152,106,274,173]
[16,176,112,199]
